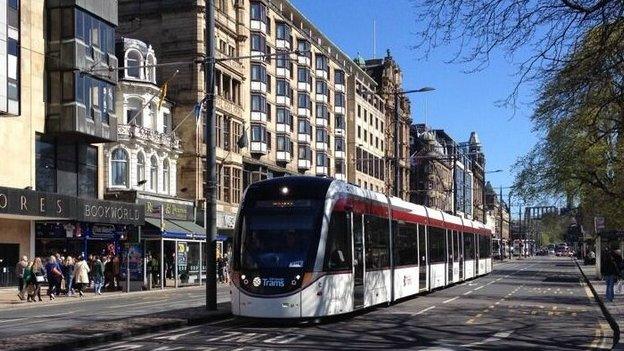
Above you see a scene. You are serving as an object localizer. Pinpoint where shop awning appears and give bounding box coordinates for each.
[170,220,206,238]
[144,218,206,240]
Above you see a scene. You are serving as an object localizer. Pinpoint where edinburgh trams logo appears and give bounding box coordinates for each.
[252,276,285,288]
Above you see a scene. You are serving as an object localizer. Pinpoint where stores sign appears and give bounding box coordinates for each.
[0,186,144,225]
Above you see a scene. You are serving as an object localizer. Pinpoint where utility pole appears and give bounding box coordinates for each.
[394,92,401,198]
[204,0,217,311]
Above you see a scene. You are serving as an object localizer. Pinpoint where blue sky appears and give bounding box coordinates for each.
[291,0,539,199]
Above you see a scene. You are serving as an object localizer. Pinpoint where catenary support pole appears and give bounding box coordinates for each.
[205,0,218,311]
[394,92,401,198]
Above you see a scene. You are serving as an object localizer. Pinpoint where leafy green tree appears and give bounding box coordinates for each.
[513,23,624,230]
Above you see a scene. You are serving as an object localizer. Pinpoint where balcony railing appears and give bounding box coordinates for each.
[118,124,181,150]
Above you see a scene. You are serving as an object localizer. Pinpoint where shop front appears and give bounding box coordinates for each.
[0,186,144,287]
[138,196,206,289]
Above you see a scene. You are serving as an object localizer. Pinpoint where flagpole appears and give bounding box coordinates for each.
[126,69,179,126]
[171,102,202,134]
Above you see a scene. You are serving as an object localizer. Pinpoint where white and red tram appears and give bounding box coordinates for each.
[230,177,493,318]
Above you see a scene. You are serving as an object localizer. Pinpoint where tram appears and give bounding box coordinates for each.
[230,176,493,318]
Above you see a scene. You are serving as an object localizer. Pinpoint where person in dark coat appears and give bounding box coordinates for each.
[601,249,621,302]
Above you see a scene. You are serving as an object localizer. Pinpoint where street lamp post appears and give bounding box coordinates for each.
[392,87,435,198]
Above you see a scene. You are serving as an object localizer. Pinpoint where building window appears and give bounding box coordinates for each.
[163,159,170,193]
[232,168,242,203]
[277,107,292,127]
[298,118,311,135]
[126,50,143,79]
[251,94,267,112]
[35,134,56,193]
[315,54,328,72]
[297,40,311,58]
[276,79,290,97]
[111,148,129,187]
[276,22,290,40]
[150,156,158,191]
[297,92,310,110]
[232,120,242,153]
[223,167,231,203]
[251,33,266,54]
[277,135,291,152]
[335,137,345,152]
[298,145,312,161]
[335,92,345,107]
[251,64,267,83]
[297,67,311,84]
[316,80,328,96]
[126,98,143,125]
[78,146,98,198]
[163,113,172,134]
[335,114,345,130]
[136,152,145,185]
[276,52,288,69]
[316,103,328,121]
[250,2,266,23]
[335,159,345,174]
[316,152,328,167]
[251,124,266,142]
[335,70,345,85]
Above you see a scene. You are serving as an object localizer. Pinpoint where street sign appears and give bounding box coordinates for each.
[594,216,605,233]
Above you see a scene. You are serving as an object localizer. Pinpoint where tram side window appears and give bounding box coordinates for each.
[464,233,475,260]
[428,226,446,264]
[395,222,418,266]
[324,211,352,271]
[479,235,491,258]
[365,215,390,269]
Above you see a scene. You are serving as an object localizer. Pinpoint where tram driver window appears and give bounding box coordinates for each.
[324,211,351,271]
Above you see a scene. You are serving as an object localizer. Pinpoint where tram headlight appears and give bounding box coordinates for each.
[291,280,297,286]
[281,186,289,195]
[241,275,246,280]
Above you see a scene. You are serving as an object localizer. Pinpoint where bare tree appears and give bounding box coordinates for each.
[413,0,624,104]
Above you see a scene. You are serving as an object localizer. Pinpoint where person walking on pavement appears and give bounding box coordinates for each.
[601,249,621,302]
[45,256,62,300]
[93,256,105,295]
[63,256,75,296]
[29,257,45,302]
[15,255,28,300]
[73,255,90,297]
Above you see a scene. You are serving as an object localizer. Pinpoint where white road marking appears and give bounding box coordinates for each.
[154,330,201,341]
[474,285,484,291]
[461,330,514,347]
[463,290,473,295]
[413,306,436,315]
[442,296,459,304]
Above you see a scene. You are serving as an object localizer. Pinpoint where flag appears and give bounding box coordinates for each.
[157,81,168,111]
[194,102,203,125]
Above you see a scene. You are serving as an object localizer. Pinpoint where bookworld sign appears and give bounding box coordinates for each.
[0,186,144,226]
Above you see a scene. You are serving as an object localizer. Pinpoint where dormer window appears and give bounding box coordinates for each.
[126,50,143,79]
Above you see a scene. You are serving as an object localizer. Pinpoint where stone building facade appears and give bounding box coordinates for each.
[362,52,411,200]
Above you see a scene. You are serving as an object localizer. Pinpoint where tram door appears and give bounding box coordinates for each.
[475,235,480,275]
[418,224,427,291]
[458,232,464,280]
[447,230,453,284]
[351,212,365,309]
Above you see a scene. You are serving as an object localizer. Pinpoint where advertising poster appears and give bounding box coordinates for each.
[122,243,144,281]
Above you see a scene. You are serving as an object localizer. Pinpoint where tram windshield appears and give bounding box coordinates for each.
[239,200,323,270]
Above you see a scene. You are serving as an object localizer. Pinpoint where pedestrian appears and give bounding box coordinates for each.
[112,255,121,290]
[93,256,105,295]
[104,256,115,290]
[73,255,90,297]
[15,255,28,300]
[63,256,75,296]
[45,256,62,300]
[87,254,95,288]
[147,254,159,287]
[601,249,620,302]
[30,257,45,302]
[217,257,224,283]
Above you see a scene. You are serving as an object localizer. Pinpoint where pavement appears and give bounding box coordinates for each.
[0,284,232,351]
[577,259,624,350]
[79,257,612,350]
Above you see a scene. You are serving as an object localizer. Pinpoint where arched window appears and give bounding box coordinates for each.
[136,152,145,187]
[126,50,143,79]
[163,159,170,193]
[126,97,143,126]
[146,54,156,83]
[150,155,158,191]
[111,148,129,186]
